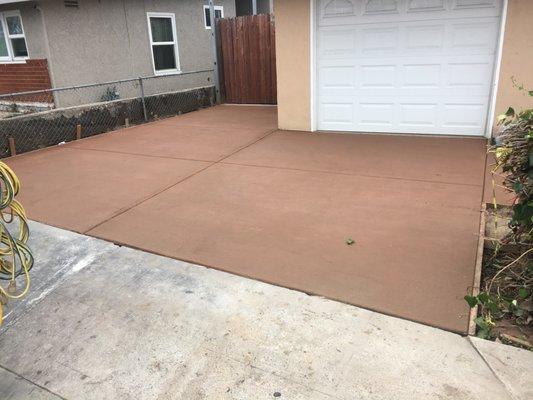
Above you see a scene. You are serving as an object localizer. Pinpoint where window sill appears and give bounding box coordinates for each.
[153,69,182,77]
[0,59,28,65]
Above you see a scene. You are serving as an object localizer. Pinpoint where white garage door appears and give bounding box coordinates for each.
[316,0,503,135]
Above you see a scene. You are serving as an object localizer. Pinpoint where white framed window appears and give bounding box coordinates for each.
[0,10,29,63]
[203,5,224,29]
[146,12,180,75]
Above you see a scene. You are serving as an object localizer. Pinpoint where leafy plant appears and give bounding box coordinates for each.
[8,102,19,114]
[494,104,533,241]
[466,80,533,343]
[100,86,120,102]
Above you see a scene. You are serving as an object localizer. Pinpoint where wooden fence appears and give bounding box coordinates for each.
[218,14,277,104]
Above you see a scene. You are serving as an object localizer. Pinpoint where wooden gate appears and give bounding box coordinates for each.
[218,14,277,104]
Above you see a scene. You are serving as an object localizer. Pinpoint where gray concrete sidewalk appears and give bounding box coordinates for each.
[0,222,531,400]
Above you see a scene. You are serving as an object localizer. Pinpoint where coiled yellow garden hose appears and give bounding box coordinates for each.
[0,161,33,326]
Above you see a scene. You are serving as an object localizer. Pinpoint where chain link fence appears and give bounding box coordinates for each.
[0,70,215,158]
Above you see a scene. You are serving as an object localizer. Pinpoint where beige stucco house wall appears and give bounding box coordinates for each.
[274,0,311,131]
[494,0,533,119]
[274,0,533,134]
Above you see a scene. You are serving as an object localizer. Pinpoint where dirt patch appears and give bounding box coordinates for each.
[477,206,533,349]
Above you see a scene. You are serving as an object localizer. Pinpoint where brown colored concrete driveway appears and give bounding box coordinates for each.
[5,105,487,333]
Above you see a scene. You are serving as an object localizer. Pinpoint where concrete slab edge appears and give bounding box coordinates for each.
[0,364,67,400]
[467,337,521,400]
[469,202,487,335]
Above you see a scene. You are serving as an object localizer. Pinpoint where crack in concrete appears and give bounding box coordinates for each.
[467,337,519,400]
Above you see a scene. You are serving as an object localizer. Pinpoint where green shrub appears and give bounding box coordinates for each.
[465,81,532,342]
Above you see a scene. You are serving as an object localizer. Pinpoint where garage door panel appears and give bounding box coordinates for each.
[447,62,494,89]
[318,20,500,55]
[319,61,494,97]
[319,95,490,134]
[449,21,500,54]
[361,27,400,55]
[318,0,502,26]
[454,0,499,10]
[442,102,487,130]
[316,0,502,135]
[320,100,355,125]
[320,29,357,56]
[359,64,396,88]
[407,0,446,12]
[358,102,395,127]
[318,19,500,60]
[320,66,357,89]
[404,24,446,52]
[398,103,439,128]
[401,64,441,88]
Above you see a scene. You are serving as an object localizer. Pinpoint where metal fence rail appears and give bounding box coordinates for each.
[0,70,215,157]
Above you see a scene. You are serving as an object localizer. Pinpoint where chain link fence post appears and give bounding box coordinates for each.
[209,0,221,104]
[139,76,148,122]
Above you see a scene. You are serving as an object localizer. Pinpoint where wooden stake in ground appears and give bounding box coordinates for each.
[8,137,16,157]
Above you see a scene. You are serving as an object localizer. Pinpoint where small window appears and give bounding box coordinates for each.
[203,5,224,29]
[147,12,180,75]
[0,11,29,62]
[63,0,80,7]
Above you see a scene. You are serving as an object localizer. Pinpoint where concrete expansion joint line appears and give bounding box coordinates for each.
[67,141,485,189]
[66,145,212,163]
[0,364,69,400]
[218,160,485,188]
[466,337,520,400]
[82,128,277,235]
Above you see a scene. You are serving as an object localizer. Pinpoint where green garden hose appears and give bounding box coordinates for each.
[0,161,33,325]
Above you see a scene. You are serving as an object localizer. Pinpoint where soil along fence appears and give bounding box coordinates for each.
[0,72,214,157]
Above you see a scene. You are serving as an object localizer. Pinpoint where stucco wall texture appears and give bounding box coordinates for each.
[6,0,235,91]
[274,0,533,134]
[494,0,533,119]
[273,0,311,131]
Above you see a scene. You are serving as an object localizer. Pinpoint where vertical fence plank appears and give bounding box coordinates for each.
[245,15,253,103]
[230,18,238,103]
[216,19,226,102]
[219,19,229,101]
[259,15,269,104]
[242,16,250,103]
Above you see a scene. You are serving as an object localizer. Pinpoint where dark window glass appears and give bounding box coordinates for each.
[0,23,8,57]
[204,8,211,27]
[153,44,176,71]
[6,16,23,35]
[150,17,173,42]
[205,8,222,27]
[11,38,27,57]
